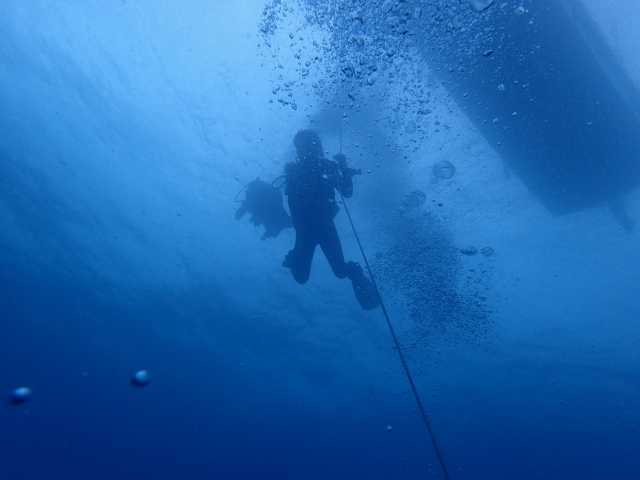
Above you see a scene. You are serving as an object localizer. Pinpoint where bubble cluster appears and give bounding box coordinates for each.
[399,189,427,212]
[374,198,493,344]
[258,0,462,152]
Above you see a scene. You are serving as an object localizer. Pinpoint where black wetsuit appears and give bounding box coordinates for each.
[283,156,354,284]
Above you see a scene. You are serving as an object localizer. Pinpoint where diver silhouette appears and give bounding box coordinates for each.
[282,129,379,310]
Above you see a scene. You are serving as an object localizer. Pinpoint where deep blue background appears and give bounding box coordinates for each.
[1,1,639,479]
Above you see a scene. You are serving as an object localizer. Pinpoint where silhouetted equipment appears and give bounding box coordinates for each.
[235,178,292,239]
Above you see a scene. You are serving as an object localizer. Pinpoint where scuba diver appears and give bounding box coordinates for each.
[235,129,379,310]
[282,129,379,310]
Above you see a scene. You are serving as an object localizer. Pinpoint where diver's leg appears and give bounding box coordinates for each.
[284,230,316,284]
[320,222,380,310]
[319,222,349,279]
[347,261,381,311]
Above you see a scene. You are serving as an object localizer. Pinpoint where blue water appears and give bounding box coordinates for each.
[2,2,639,479]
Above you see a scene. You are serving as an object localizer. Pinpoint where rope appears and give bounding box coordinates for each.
[332,8,450,477]
[339,193,451,480]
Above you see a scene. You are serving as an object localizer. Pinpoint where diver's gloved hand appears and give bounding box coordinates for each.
[334,153,362,177]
